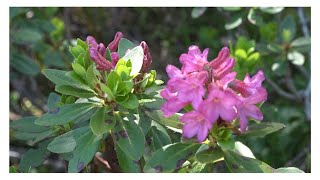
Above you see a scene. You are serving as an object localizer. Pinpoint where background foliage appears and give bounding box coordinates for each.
[9,7,311,173]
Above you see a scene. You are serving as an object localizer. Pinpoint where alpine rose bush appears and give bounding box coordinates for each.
[160,46,267,142]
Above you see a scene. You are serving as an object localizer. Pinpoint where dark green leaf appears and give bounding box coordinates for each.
[47,126,89,154]
[10,54,40,76]
[68,129,102,172]
[144,110,183,130]
[223,150,274,173]
[195,144,224,163]
[42,69,94,92]
[19,140,51,172]
[239,122,285,138]
[55,85,96,98]
[115,144,141,172]
[218,140,255,158]
[118,38,135,57]
[119,93,139,109]
[47,93,61,111]
[35,103,98,126]
[291,37,311,47]
[12,29,43,44]
[10,116,50,133]
[90,107,116,136]
[114,116,145,160]
[149,122,171,150]
[143,143,201,173]
[9,166,18,173]
[137,109,152,135]
[279,15,296,42]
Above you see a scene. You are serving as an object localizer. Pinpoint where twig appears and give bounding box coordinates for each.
[265,77,297,101]
[94,152,112,171]
[297,7,311,121]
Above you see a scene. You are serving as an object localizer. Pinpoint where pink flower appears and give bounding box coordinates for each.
[180,111,212,142]
[200,86,238,123]
[179,45,209,73]
[236,88,267,132]
[231,70,266,97]
[87,32,124,71]
[166,65,186,79]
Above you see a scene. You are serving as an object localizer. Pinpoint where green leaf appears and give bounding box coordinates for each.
[19,140,51,172]
[275,167,304,173]
[144,110,183,131]
[10,54,40,76]
[107,71,121,94]
[115,144,141,172]
[14,129,55,143]
[291,37,311,47]
[223,150,274,173]
[68,129,102,172]
[115,60,132,80]
[137,109,152,135]
[117,81,133,95]
[218,140,255,158]
[76,38,88,50]
[86,64,99,90]
[195,144,224,163]
[143,143,201,173]
[149,122,171,150]
[122,46,144,76]
[239,122,285,138]
[47,135,77,154]
[100,83,115,100]
[225,15,242,30]
[47,126,89,154]
[55,85,96,98]
[118,38,135,58]
[69,45,85,59]
[280,15,296,42]
[259,7,284,14]
[42,69,94,92]
[90,107,116,136]
[72,62,87,80]
[12,29,43,44]
[191,7,207,18]
[35,103,98,126]
[10,116,50,133]
[47,93,61,111]
[114,115,145,161]
[118,93,139,109]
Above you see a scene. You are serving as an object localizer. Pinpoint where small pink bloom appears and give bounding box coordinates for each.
[208,47,230,69]
[236,88,267,132]
[87,36,113,71]
[231,70,266,97]
[111,52,120,67]
[200,86,238,123]
[179,45,209,73]
[180,111,212,142]
[107,32,123,52]
[213,57,235,79]
[166,65,186,79]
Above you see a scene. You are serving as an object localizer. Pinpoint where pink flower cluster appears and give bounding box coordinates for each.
[87,32,152,73]
[160,46,267,142]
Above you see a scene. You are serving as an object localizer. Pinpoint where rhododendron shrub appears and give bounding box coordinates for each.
[10,32,304,173]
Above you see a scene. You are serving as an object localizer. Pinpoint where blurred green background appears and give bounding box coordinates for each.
[9,7,311,173]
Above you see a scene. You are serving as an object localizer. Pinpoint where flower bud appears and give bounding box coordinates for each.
[107,32,123,52]
[140,41,152,73]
